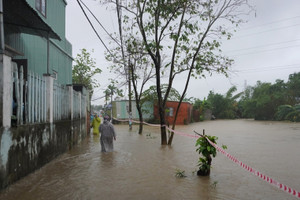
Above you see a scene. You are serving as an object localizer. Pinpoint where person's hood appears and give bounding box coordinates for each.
[95,117,101,122]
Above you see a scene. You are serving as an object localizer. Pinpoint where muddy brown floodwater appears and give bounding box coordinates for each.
[0,119,300,200]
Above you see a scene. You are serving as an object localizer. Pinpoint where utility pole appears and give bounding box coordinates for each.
[0,0,5,53]
[110,88,113,122]
[116,0,131,129]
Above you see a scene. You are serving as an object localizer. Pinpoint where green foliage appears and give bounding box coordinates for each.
[196,135,218,158]
[195,134,222,175]
[141,84,182,103]
[286,72,300,105]
[275,105,294,121]
[175,169,187,178]
[275,104,300,122]
[103,80,124,104]
[211,181,218,188]
[238,86,255,118]
[72,49,102,95]
[240,80,288,120]
[193,98,210,121]
[190,72,300,121]
[237,73,300,121]
[206,86,241,119]
[193,98,211,110]
[286,110,300,122]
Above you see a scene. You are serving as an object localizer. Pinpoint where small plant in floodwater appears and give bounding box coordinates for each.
[175,169,187,178]
[195,132,227,176]
[146,133,156,139]
[211,181,218,188]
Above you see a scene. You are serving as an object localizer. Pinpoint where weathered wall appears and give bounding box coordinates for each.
[154,101,193,125]
[112,100,154,120]
[0,118,86,190]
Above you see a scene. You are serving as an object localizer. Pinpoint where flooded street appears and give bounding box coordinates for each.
[0,119,299,200]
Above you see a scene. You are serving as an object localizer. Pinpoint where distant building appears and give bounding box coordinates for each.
[112,100,154,121]
[154,101,193,125]
[113,100,196,125]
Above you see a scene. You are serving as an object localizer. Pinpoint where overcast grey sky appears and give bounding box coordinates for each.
[66,0,300,105]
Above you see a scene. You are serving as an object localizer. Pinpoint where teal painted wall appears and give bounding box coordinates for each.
[25,0,67,38]
[5,0,72,84]
[113,100,154,120]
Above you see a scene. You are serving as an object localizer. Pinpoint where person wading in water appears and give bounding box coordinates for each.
[99,116,116,152]
[91,114,101,136]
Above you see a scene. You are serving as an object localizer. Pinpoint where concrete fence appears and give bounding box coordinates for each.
[0,54,89,190]
[10,63,87,126]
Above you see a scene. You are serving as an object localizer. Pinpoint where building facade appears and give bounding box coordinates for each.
[154,101,193,125]
[0,0,88,190]
[112,100,154,121]
[5,0,73,85]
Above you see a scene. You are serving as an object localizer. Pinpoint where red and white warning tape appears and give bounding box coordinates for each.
[113,118,300,199]
[205,138,300,199]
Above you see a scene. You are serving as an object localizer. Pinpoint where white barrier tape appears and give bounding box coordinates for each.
[113,117,300,199]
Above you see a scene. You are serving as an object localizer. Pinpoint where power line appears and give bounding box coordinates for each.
[225,39,300,53]
[232,23,300,39]
[91,95,106,101]
[92,74,127,101]
[229,44,300,57]
[76,0,113,56]
[235,64,300,73]
[78,0,121,47]
[239,15,300,31]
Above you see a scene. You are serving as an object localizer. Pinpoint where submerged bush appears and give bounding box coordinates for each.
[275,104,300,122]
[195,134,226,176]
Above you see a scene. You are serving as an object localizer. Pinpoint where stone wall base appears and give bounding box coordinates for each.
[0,119,87,190]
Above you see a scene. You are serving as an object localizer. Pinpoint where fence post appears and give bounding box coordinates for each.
[27,71,31,123]
[0,54,12,127]
[44,74,54,123]
[68,85,73,120]
[79,92,82,119]
[13,63,20,125]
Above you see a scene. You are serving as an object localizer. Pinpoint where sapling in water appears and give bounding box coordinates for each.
[195,132,227,176]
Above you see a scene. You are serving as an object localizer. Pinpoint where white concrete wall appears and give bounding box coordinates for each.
[0,54,12,127]
[44,75,54,123]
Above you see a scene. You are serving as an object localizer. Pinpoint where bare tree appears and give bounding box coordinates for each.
[106,29,156,134]
[102,0,253,145]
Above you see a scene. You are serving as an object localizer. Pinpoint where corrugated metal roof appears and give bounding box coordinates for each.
[3,0,60,40]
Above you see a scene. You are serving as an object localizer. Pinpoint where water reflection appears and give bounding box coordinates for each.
[0,120,299,200]
[92,134,100,143]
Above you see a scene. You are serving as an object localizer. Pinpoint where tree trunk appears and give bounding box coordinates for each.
[159,105,167,145]
[167,91,185,145]
[197,155,212,176]
[128,61,132,130]
[136,104,143,134]
[160,125,167,145]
